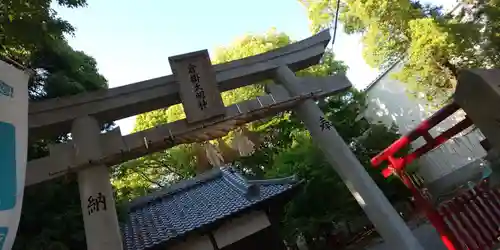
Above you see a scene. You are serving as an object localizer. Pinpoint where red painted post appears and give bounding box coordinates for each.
[389,157,461,250]
[370,103,474,250]
[371,103,461,167]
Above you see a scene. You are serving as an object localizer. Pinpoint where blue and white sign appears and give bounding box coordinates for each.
[0,61,29,250]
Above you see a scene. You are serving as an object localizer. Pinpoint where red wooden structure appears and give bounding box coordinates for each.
[438,179,500,249]
[371,102,500,250]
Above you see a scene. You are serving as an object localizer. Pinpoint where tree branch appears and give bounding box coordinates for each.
[441,58,459,78]
[156,160,187,179]
[130,168,165,188]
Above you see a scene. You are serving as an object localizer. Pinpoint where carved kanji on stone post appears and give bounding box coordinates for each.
[169,50,225,123]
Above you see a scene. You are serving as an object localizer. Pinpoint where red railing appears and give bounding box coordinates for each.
[370,102,481,250]
[438,179,500,250]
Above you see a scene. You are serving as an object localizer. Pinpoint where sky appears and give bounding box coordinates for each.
[52,0,457,135]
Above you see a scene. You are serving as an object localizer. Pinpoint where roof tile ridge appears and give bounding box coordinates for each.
[126,167,223,210]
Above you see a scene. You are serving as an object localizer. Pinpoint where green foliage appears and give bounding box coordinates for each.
[214,28,291,106]
[301,0,500,103]
[31,39,107,99]
[267,134,358,239]
[7,1,111,249]
[115,29,348,201]
[14,177,86,250]
[7,1,411,249]
[112,147,196,201]
[1,0,106,100]
[214,28,291,61]
[121,27,407,247]
[0,0,85,66]
[252,89,410,244]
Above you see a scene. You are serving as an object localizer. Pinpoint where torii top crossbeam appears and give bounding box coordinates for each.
[28,30,331,139]
[10,29,424,250]
[25,30,351,187]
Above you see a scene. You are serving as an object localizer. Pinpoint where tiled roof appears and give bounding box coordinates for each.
[121,166,299,250]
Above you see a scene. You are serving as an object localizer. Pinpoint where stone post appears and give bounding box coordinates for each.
[274,66,424,250]
[71,116,123,250]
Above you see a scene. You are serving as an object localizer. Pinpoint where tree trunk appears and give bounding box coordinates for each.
[442,59,459,78]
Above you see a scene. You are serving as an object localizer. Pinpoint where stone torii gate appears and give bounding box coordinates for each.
[19,31,423,250]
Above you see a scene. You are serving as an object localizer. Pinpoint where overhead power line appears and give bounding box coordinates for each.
[330,0,341,50]
[331,0,341,46]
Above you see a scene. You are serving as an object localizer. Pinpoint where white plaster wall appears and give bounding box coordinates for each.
[170,235,214,250]
[364,62,487,182]
[213,210,271,248]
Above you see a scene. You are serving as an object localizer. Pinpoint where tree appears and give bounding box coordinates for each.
[6,1,110,249]
[1,0,106,100]
[112,30,292,201]
[251,90,410,248]
[215,29,292,105]
[301,0,500,103]
[116,28,409,248]
[113,29,349,201]
[112,146,197,200]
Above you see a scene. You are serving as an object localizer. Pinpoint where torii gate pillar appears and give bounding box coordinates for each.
[71,116,123,250]
[274,66,424,250]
